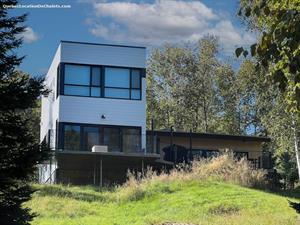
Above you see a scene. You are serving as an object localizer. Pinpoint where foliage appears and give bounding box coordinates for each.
[237,0,300,112]
[237,0,300,186]
[236,60,300,187]
[147,37,251,134]
[27,100,41,142]
[276,151,298,189]
[214,64,241,134]
[261,95,299,187]
[147,38,299,186]
[0,1,49,224]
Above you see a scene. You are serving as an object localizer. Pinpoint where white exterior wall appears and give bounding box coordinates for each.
[40,44,61,148]
[41,41,147,150]
[60,42,146,68]
[58,80,147,149]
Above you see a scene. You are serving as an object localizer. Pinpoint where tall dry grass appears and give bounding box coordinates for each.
[118,153,267,201]
[188,153,267,188]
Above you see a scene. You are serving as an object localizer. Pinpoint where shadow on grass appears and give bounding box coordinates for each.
[288,200,300,214]
[36,185,110,203]
[267,188,300,200]
[252,186,300,214]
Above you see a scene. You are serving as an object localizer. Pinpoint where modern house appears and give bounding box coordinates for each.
[39,41,271,185]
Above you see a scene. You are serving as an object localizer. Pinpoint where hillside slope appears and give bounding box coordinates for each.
[26,181,300,225]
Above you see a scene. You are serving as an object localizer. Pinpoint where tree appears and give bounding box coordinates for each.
[215,64,241,135]
[0,1,49,224]
[185,37,219,132]
[27,100,41,142]
[237,0,300,180]
[146,44,193,130]
[237,0,300,112]
[276,151,298,189]
[147,36,222,132]
[261,94,300,186]
[236,60,299,187]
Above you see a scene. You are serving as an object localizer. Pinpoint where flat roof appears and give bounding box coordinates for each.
[60,40,146,49]
[146,130,271,142]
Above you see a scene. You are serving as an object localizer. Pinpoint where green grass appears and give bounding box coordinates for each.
[26,180,300,225]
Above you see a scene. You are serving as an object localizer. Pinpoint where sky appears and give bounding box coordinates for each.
[12,0,256,76]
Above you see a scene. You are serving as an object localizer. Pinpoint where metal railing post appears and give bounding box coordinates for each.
[99,157,103,188]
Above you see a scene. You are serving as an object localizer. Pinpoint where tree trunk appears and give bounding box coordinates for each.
[202,99,208,133]
[291,114,300,179]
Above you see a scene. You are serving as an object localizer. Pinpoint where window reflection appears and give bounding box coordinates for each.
[64,125,80,151]
[83,127,100,151]
[103,127,120,152]
[122,128,141,153]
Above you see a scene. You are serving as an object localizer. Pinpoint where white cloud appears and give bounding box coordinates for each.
[86,0,256,52]
[21,27,39,43]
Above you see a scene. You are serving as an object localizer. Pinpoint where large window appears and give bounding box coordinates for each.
[122,128,141,153]
[61,63,142,100]
[64,125,81,151]
[83,126,100,151]
[63,64,101,97]
[103,127,121,152]
[104,67,141,99]
[61,123,141,152]
[64,65,90,96]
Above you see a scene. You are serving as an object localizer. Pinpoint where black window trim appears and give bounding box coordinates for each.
[103,66,141,100]
[58,62,144,100]
[58,122,142,152]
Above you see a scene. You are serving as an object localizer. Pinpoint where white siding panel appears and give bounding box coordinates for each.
[42,41,147,150]
[59,96,145,125]
[40,44,61,142]
[58,79,146,149]
[40,96,49,141]
[60,42,146,68]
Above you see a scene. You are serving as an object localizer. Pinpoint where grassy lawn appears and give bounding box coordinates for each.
[26,180,300,225]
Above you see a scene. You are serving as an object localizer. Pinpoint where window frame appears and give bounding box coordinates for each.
[59,62,143,100]
[104,66,142,100]
[58,122,142,152]
[63,63,101,97]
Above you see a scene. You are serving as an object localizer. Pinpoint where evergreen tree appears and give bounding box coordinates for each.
[0,1,49,224]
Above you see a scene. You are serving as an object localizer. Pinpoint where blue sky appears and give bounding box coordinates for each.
[13,0,254,76]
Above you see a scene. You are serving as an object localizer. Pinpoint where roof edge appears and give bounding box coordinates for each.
[146,130,271,142]
[60,40,146,49]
